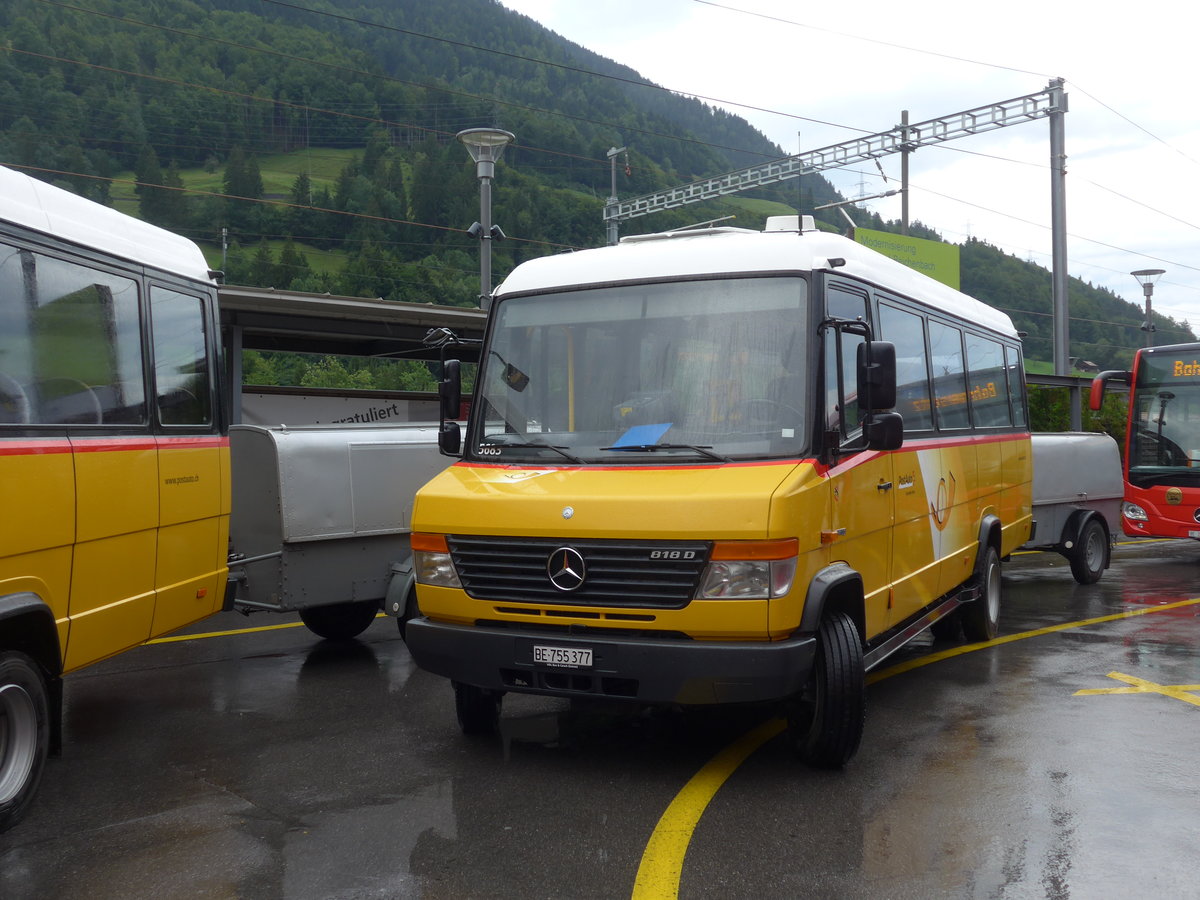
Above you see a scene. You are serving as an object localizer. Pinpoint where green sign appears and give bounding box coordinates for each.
[854,227,960,290]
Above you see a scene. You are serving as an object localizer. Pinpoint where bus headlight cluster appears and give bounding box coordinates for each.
[412,533,462,588]
[696,539,798,600]
[1121,501,1148,522]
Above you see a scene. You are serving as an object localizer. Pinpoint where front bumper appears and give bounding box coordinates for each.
[405,617,816,706]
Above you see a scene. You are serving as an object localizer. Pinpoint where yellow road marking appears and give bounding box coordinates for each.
[1075,671,1200,707]
[631,595,1200,900]
[631,718,786,898]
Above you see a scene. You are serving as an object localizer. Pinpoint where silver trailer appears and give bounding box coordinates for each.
[226,423,451,639]
[1021,431,1123,584]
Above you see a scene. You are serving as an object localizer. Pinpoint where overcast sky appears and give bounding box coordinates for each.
[499,0,1200,348]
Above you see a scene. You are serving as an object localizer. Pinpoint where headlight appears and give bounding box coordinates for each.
[1121,501,1148,522]
[696,539,798,599]
[412,533,462,588]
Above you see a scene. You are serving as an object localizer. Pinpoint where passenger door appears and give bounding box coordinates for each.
[22,254,161,673]
[877,301,943,628]
[822,284,894,640]
[149,284,229,638]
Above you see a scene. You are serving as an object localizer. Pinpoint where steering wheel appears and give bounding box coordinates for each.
[744,397,804,422]
[0,372,30,424]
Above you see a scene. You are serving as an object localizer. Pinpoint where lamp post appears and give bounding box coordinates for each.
[1131,268,1166,347]
[457,127,515,310]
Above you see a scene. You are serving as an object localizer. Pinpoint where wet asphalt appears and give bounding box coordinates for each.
[2,538,1198,899]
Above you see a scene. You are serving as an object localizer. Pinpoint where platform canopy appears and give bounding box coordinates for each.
[218,285,486,361]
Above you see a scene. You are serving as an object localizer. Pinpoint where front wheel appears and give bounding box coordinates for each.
[1069,518,1108,585]
[453,682,502,735]
[396,587,418,643]
[961,545,1001,642]
[0,651,50,833]
[788,610,865,769]
[298,600,380,641]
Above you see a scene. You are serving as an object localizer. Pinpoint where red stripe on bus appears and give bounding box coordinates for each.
[0,435,228,456]
[0,439,73,457]
[453,458,814,472]
[156,436,230,449]
[450,432,1030,475]
[69,438,158,453]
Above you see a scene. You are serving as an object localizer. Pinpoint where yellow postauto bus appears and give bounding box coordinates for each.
[0,166,228,831]
[407,215,1032,766]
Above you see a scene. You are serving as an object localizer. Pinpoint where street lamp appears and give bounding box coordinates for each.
[457,127,515,310]
[1131,268,1166,347]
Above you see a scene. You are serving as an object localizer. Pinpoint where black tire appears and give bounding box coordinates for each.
[396,587,418,643]
[0,651,50,834]
[961,545,1001,643]
[453,682,502,736]
[1069,517,1108,585]
[298,600,380,641]
[788,611,865,769]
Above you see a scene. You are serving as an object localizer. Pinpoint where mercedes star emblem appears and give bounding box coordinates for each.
[547,546,586,591]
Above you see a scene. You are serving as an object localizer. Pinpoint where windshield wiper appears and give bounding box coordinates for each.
[481,439,588,464]
[599,442,730,462]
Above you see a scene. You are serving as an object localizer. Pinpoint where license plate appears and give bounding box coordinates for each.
[533,644,593,668]
[1190,530,1200,540]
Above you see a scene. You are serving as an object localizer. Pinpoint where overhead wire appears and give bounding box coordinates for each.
[13,0,1197,319]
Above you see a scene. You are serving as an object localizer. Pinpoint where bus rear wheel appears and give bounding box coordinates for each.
[962,545,1001,642]
[298,600,380,641]
[0,651,50,834]
[788,610,865,769]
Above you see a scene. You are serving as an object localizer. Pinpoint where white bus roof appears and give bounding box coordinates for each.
[495,217,1016,338]
[0,165,214,284]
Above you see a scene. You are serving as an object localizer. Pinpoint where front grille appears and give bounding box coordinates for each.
[448,536,711,608]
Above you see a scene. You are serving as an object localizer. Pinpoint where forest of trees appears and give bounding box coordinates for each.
[1,0,1189,376]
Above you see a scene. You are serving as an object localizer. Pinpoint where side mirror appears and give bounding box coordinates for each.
[440,359,462,420]
[857,340,897,411]
[438,422,461,456]
[864,412,903,451]
[1089,369,1130,411]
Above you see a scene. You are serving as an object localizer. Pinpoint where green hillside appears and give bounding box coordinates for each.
[1,0,1189,371]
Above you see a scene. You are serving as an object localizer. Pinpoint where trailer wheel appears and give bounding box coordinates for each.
[298,600,379,641]
[788,610,865,769]
[1069,517,1108,585]
[961,545,1001,642]
[453,682,502,736]
[0,651,50,834]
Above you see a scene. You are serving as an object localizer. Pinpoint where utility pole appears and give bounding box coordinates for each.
[900,110,911,235]
[1048,78,1069,377]
[606,146,627,245]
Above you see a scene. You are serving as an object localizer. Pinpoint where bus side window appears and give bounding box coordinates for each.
[151,287,212,427]
[965,333,1011,427]
[824,286,869,442]
[878,303,933,431]
[928,320,970,430]
[1005,345,1027,428]
[0,243,29,423]
[1,247,146,426]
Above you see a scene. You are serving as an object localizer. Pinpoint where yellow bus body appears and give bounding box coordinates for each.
[0,436,230,674]
[414,434,1030,646]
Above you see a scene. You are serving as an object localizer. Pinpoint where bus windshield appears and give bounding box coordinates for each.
[470,276,809,463]
[1128,350,1200,487]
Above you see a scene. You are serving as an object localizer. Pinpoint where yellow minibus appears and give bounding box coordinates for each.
[407,216,1033,766]
[0,166,228,831]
